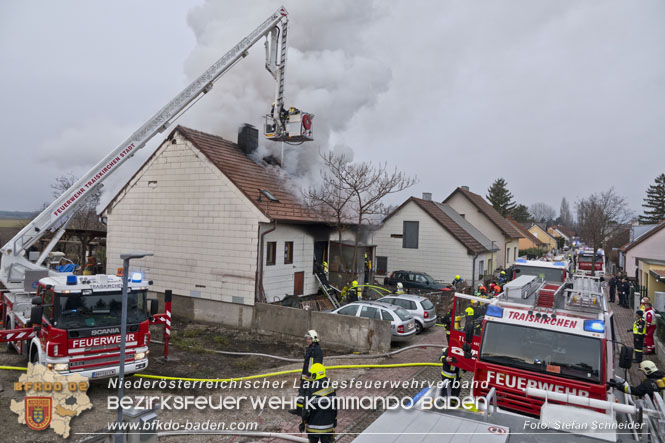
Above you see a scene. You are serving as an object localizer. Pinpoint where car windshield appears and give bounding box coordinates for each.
[421,299,434,310]
[479,322,602,384]
[394,307,412,321]
[55,290,148,329]
[515,265,564,282]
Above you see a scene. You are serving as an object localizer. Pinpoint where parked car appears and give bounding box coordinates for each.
[383,270,446,291]
[378,294,436,334]
[331,301,416,342]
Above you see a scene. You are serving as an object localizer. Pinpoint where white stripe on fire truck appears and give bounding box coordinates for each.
[165,319,171,327]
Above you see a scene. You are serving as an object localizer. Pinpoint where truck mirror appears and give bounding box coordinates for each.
[150,299,159,316]
[30,305,43,328]
[31,296,42,305]
[619,345,633,370]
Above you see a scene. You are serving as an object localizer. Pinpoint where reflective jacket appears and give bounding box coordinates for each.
[302,343,323,380]
[633,318,646,336]
[302,378,337,434]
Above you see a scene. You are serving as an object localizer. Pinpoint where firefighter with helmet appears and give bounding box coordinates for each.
[396,282,405,294]
[439,347,461,400]
[346,281,360,302]
[453,275,463,290]
[629,310,647,363]
[290,330,324,415]
[498,270,508,285]
[608,360,665,399]
[299,363,337,442]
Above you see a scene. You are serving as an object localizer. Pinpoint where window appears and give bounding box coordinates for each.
[376,256,388,275]
[337,305,359,316]
[488,259,493,274]
[421,299,434,310]
[381,298,395,305]
[360,306,380,319]
[284,241,293,264]
[478,260,485,279]
[506,249,509,265]
[514,247,517,262]
[415,274,428,284]
[266,242,276,266]
[43,287,54,322]
[381,310,394,321]
[403,221,419,249]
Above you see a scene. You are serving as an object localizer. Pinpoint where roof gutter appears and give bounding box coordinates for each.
[256,221,277,303]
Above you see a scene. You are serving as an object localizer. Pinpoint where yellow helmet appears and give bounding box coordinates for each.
[310,363,326,380]
[455,275,461,280]
[500,271,506,275]
[352,281,358,287]
[471,300,478,306]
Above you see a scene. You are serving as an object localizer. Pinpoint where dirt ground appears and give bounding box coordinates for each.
[0,320,443,442]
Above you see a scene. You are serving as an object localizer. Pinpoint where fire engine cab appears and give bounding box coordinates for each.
[576,248,606,277]
[2,273,157,379]
[449,273,615,417]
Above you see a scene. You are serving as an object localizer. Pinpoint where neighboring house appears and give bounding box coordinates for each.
[528,224,557,252]
[442,187,522,269]
[104,125,346,308]
[619,220,665,280]
[505,216,545,251]
[373,195,499,285]
[636,258,665,302]
[618,223,659,270]
[547,225,571,245]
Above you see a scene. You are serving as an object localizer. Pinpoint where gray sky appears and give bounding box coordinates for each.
[1,0,664,218]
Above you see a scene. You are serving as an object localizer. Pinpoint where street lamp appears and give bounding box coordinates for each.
[116,252,153,443]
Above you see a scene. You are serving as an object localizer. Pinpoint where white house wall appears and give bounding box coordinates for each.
[106,134,268,306]
[625,227,665,277]
[445,193,509,269]
[262,224,318,302]
[374,201,473,283]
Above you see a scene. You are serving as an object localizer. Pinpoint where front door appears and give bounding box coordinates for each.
[294,271,304,296]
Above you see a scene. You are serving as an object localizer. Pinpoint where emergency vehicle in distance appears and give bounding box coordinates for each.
[576,248,606,277]
[448,274,614,417]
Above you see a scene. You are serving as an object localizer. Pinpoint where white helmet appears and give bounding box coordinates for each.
[397,282,403,289]
[305,330,319,342]
[639,360,658,376]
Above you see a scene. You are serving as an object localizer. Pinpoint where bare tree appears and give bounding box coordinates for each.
[51,173,106,266]
[305,153,416,280]
[576,188,632,274]
[559,197,573,227]
[529,202,556,224]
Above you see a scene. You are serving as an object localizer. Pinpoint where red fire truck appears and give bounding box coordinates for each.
[448,273,615,417]
[576,248,606,276]
[1,273,164,378]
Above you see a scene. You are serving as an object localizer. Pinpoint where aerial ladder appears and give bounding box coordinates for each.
[0,6,313,293]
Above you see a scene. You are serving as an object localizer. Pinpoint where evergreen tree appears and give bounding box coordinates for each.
[486,178,516,216]
[640,173,665,224]
[510,204,531,223]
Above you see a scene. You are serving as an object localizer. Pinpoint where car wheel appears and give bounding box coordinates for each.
[415,321,423,334]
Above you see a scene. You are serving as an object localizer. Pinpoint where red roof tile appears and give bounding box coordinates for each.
[505,216,544,246]
[443,187,523,239]
[175,126,323,224]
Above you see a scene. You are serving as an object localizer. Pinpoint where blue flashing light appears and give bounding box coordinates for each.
[584,319,605,333]
[486,305,504,318]
[66,275,77,286]
[516,258,527,263]
[131,272,143,283]
[553,261,566,267]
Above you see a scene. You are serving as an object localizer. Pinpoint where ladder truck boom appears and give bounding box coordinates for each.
[1,6,310,290]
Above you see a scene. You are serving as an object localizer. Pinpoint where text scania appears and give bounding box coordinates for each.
[486,371,590,397]
[53,143,134,217]
[506,311,578,329]
[71,333,136,349]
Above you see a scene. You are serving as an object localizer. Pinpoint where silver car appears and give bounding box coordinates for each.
[331,301,416,342]
[378,294,436,334]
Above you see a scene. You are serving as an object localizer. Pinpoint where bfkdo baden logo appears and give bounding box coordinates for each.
[26,397,52,431]
[10,363,92,438]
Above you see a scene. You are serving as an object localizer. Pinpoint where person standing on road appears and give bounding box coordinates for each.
[618,278,630,308]
[441,309,453,344]
[630,310,647,363]
[644,303,657,355]
[439,347,461,400]
[299,363,337,443]
[291,330,324,415]
[346,281,359,302]
[608,274,617,303]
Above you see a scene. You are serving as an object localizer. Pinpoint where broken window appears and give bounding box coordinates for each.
[284,241,294,264]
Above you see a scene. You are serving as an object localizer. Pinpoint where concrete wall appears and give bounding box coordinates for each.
[106,133,268,306]
[373,200,473,282]
[156,292,391,353]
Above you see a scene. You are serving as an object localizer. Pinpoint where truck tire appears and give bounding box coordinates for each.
[29,345,39,364]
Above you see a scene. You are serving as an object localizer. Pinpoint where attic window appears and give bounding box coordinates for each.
[259,189,280,202]
[148,181,158,188]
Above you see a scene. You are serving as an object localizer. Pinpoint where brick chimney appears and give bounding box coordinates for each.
[461,186,470,191]
[238,124,258,156]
